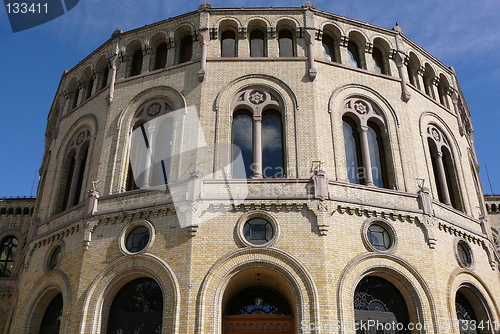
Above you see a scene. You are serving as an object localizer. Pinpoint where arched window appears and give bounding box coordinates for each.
[100,65,109,90]
[342,98,389,188]
[154,43,168,70]
[250,30,265,57]
[438,75,450,108]
[423,64,435,98]
[58,129,91,212]
[127,99,174,191]
[278,30,294,57]
[179,35,193,63]
[354,276,410,334]
[231,88,284,179]
[427,125,462,210]
[84,77,94,100]
[372,47,384,74]
[347,41,361,68]
[39,293,63,334]
[107,278,163,334]
[224,287,293,333]
[130,49,143,77]
[455,291,481,334]
[322,34,336,62]
[492,203,497,212]
[221,31,236,57]
[0,236,17,277]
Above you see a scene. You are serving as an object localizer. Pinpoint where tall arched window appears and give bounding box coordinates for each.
[342,98,389,188]
[179,35,193,63]
[0,236,17,277]
[427,125,462,210]
[372,47,384,74]
[347,41,361,68]
[423,64,435,98]
[231,88,284,179]
[39,293,63,334]
[221,31,236,57]
[278,30,294,57]
[127,99,174,191]
[250,30,265,57]
[154,43,168,70]
[406,53,420,88]
[354,276,410,334]
[130,49,143,77]
[107,278,163,334]
[322,34,336,62]
[58,129,91,212]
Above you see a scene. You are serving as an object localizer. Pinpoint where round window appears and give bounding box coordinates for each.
[48,246,61,270]
[125,226,150,253]
[457,241,472,268]
[243,218,274,246]
[367,224,392,251]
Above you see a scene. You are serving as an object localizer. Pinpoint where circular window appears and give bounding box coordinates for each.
[367,224,392,251]
[243,218,274,245]
[48,246,61,270]
[456,241,473,268]
[125,226,150,253]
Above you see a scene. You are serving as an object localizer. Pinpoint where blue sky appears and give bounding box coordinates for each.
[0,0,499,197]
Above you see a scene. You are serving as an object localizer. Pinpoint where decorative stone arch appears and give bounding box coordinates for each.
[111,86,187,193]
[80,65,95,100]
[447,270,500,332]
[320,22,344,63]
[216,16,243,31]
[173,23,196,63]
[346,29,369,69]
[371,37,393,75]
[20,270,72,334]
[337,253,439,333]
[80,253,180,334]
[213,74,299,178]
[328,84,404,190]
[422,62,437,98]
[419,112,467,211]
[148,30,169,71]
[195,247,320,333]
[245,16,272,30]
[92,53,110,91]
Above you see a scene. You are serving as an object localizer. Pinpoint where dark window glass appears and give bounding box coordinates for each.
[39,293,63,334]
[250,30,265,57]
[107,278,163,334]
[85,78,94,99]
[48,246,61,271]
[125,226,150,253]
[343,118,362,184]
[227,287,291,315]
[442,147,458,209]
[372,47,384,74]
[74,148,88,205]
[278,30,294,57]
[322,35,335,62]
[0,236,17,277]
[101,66,109,89]
[354,276,410,334]
[179,36,193,63]
[456,292,479,334]
[406,62,415,86]
[154,43,168,70]
[130,49,143,77]
[262,111,284,178]
[367,122,387,188]
[367,224,391,251]
[232,112,253,179]
[457,242,472,267]
[61,153,76,210]
[243,218,273,245]
[71,89,79,109]
[348,41,361,68]
[221,31,236,57]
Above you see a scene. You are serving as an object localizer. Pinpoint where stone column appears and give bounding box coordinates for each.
[304,28,317,80]
[252,115,263,178]
[107,54,119,104]
[198,29,210,82]
[433,150,451,205]
[395,52,411,102]
[359,125,374,186]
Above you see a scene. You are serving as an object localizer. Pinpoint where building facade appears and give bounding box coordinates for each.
[1,2,499,333]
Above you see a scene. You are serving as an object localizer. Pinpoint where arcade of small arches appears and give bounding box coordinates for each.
[0,206,34,215]
[58,13,456,118]
[486,202,500,214]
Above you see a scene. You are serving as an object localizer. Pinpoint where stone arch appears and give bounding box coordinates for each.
[447,270,500,332]
[195,247,319,333]
[372,37,392,75]
[328,84,404,189]
[337,253,439,333]
[20,270,71,334]
[245,16,271,29]
[80,253,180,334]
[110,86,186,193]
[213,75,299,178]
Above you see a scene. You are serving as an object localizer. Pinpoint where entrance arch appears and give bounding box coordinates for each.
[224,286,294,333]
